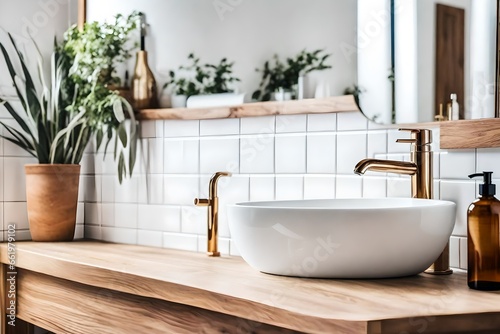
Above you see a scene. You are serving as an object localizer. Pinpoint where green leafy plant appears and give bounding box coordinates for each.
[0,12,140,183]
[203,57,240,94]
[252,49,332,101]
[163,53,240,97]
[163,54,202,97]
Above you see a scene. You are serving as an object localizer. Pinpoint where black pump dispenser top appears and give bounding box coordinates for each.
[469,172,496,196]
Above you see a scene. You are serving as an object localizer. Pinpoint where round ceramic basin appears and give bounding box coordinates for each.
[227,198,456,278]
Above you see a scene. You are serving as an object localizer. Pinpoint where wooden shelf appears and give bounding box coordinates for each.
[136,95,359,120]
[440,118,500,149]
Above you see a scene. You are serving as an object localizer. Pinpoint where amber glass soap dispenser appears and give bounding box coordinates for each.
[467,172,500,290]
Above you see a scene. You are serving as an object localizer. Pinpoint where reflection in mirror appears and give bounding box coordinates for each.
[86,0,357,108]
[358,0,497,125]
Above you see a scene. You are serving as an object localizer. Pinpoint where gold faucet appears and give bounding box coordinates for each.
[354,128,452,275]
[194,172,232,257]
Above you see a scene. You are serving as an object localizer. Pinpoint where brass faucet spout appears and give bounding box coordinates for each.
[354,159,417,176]
[209,172,232,199]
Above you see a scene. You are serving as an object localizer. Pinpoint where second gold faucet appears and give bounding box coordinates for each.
[194,172,232,257]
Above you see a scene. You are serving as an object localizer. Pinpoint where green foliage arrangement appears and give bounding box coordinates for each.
[0,12,139,182]
[252,49,332,101]
[163,53,240,97]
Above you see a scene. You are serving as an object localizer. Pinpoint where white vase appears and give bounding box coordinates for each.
[273,88,292,101]
[297,76,305,100]
[314,81,331,99]
[171,94,187,108]
[186,93,245,108]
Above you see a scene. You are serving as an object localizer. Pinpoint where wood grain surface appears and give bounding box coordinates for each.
[137,95,360,120]
[440,118,500,149]
[1,241,500,333]
[16,269,303,334]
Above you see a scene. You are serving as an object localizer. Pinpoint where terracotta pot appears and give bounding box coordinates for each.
[25,164,81,242]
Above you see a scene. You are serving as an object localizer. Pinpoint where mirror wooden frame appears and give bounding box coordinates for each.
[78,0,86,30]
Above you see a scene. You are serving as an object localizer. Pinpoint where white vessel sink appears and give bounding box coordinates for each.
[227,198,456,278]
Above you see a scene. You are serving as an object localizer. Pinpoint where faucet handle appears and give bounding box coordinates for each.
[397,128,432,147]
[194,198,210,206]
[396,138,417,144]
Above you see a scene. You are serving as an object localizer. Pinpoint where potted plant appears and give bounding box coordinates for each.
[162,53,240,108]
[0,13,139,241]
[201,56,240,94]
[252,49,332,101]
[162,55,202,108]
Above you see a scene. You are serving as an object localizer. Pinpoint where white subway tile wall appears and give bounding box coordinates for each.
[200,119,240,136]
[440,149,476,179]
[336,175,363,198]
[362,176,387,198]
[367,131,387,159]
[240,115,276,135]
[240,135,275,174]
[387,177,412,198]
[199,137,240,174]
[163,138,199,174]
[137,229,163,248]
[307,113,337,132]
[449,236,460,269]
[249,176,275,201]
[440,180,476,236]
[476,148,500,176]
[306,133,336,173]
[276,115,307,133]
[460,237,468,270]
[336,132,367,174]
[303,176,336,199]
[336,112,368,131]
[275,175,304,200]
[0,111,488,270]
[275,134,307,174]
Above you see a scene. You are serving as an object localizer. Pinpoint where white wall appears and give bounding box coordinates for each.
[0,0,77,100]
[87,0,357,102]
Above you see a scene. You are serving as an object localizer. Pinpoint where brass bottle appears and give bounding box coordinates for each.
[131,50,158,109]
[467,172,500,291]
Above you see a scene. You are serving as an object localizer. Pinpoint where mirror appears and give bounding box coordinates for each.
[358,0,498,124]
[84,0,357,108]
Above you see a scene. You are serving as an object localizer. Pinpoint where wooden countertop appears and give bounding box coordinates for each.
[2,241,500,333]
